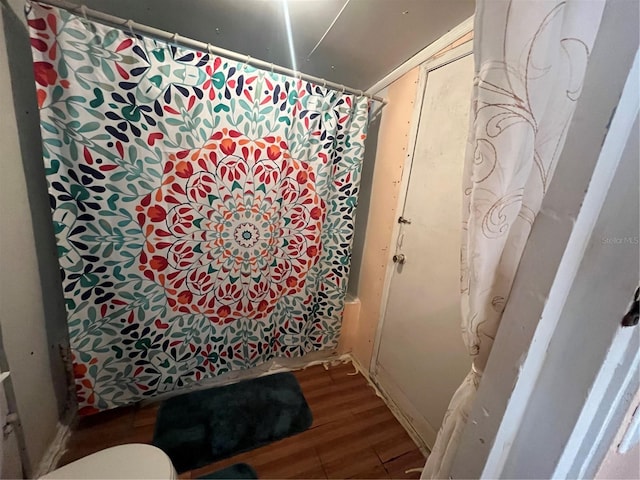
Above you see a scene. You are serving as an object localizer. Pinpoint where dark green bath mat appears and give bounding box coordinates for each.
[196,463,258,479]
[153,372,312,473]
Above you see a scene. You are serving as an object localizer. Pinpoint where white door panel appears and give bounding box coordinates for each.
[376,54,474,444]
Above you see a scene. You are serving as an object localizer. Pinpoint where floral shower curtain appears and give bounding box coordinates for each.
[27,2,368,414]
[422,0,605,477]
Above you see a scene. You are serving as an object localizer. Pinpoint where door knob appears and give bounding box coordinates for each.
[392,253,406,264]
[621,287,639,327]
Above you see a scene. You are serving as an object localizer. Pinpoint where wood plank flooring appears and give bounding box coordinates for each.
[59,362,426,479]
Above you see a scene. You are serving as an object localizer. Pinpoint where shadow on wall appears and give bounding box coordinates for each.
[2,2,71,414]
[347,108,381,296]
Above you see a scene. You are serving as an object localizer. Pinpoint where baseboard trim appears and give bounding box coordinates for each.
[347,354,431,458]
[373,363,439,448]
[34,408,75,478]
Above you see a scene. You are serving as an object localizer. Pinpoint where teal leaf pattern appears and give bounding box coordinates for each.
[27,2,369,414]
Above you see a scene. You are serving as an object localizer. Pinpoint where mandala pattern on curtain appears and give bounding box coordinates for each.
[27,2,368,414]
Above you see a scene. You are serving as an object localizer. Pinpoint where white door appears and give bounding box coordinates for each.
[374,54,474,447]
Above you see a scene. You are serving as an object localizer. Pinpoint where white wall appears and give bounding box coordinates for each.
[0,1,71,473]
[346,69,421,368]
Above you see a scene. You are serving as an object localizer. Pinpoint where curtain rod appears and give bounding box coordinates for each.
[26,0,388,105]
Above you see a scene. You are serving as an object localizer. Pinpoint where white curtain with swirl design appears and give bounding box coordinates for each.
[422,1,605,477]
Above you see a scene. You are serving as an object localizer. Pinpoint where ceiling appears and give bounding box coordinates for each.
[80,0,475,90]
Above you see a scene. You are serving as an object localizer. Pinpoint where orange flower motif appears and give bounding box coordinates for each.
[71,352,98,416]
[36,89,47,108]
[147,205,167,222]
[296,171,308,184]
[310,206,322,220]
[178,291,193,304]
[175,161,194,179]
[150,256,169,271]
[73,363,87,378]
[267,145,281,160]
[138,131,324,321]
[220,138,236,155]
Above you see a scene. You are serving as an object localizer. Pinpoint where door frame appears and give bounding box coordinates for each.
[365,41,475,451]
[370,42,474,379]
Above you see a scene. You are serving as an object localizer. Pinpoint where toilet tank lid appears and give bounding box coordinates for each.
[40,443,177,479]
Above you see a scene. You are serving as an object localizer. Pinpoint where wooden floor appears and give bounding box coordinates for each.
[60,362,426,479]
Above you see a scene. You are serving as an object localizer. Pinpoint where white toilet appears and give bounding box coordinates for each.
[40,443,177,479]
